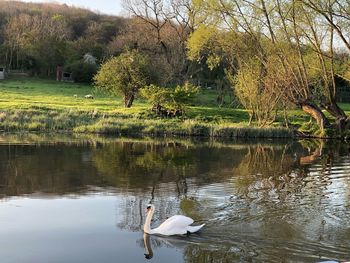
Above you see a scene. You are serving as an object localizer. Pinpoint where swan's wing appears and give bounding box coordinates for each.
[154,215,194,235]
[160,215,194,227]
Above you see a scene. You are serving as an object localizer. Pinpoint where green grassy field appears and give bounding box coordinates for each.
[0,77,340,138]
[0,78,249,121]
[0,77,250,117]
[0,78,127,112]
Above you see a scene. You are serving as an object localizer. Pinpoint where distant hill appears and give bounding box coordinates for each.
[0,0,202,86]
[0,0,126,75]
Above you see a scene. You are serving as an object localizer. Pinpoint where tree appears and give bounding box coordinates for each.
[121,0,203,84]
[228,57,280,126]
[187,0,350,133]
[298,0,350,127]
[3,13,70,75]
[0,1,125,75]
[94,49,151,107]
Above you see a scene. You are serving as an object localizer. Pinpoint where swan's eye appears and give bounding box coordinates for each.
[146,205,151,210]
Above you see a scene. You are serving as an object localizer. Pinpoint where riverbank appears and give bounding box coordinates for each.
[0,107,293,138]
[0,78,346,138]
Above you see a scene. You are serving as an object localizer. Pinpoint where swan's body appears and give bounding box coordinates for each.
[144,204,205,236]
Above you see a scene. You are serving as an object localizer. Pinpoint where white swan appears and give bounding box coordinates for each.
[143,204,205,236]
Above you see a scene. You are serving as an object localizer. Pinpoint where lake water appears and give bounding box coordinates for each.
[0,134,349,263]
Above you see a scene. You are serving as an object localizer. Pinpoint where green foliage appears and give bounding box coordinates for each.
[94,50,151,107]
[66,60,98,83]
[140,83,199,116]
[139,84,169,107]
[171,83,200,110]
[0,1,124,76]
[187,25,218,63]
[228,57,281,127]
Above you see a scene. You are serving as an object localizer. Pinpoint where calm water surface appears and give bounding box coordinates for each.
[0,134,349,263]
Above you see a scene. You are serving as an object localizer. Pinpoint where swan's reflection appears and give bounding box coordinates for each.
[143,233,153,259]
[142,233,190,260]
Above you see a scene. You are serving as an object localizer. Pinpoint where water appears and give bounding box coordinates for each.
[0,134,349,263]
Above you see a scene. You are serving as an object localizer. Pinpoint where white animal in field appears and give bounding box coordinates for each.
[144,204,205,236]
[85,94,94,99]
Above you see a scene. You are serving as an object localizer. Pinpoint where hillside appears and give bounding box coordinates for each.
[0,1,125,75]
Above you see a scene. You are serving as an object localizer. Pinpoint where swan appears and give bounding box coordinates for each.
[143,204,205,236]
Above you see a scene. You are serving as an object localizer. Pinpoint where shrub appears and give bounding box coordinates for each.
[140,83,199,117]
[66,60,98,83]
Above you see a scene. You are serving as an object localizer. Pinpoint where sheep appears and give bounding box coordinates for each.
[85,94,94,99]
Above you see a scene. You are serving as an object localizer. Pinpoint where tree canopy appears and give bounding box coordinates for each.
[94,50,151,107]
[0,1,124,77]
[186,0,350,132]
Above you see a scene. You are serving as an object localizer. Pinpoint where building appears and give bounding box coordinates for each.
[335,75,350,103]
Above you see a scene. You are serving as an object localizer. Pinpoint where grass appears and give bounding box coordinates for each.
[0,78,124,111]
[0,77,345,138]
[0,77,246,116]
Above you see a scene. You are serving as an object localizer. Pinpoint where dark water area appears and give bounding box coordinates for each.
[0,134,349,263]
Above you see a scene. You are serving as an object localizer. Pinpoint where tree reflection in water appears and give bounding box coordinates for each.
[111,139,350,262]
[0,134,349,262]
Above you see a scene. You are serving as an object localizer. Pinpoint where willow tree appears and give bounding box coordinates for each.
[300,0,350,128]
[187,0,350,133]
[187,1,298,127]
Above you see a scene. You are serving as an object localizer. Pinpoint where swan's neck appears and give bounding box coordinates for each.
[144,209,154,234]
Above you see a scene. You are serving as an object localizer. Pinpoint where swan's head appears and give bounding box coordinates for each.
[146,204,155,213]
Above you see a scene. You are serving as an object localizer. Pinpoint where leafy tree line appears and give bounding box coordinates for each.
[108,0,350,134]
[0,1,213,87]
[184,0,350,134]
[0,1,125,77]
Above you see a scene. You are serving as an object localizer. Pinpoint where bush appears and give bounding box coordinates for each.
[66,60,98,83]
[140,83,199,117]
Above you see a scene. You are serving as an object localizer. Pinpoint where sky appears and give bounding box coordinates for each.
[20,0,124,16]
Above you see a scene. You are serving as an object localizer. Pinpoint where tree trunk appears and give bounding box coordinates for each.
[283,106,290,128]
[320,101,347,120]
[299,101,330,131]
[124,93,135,108]
[248,111,255,125]
[320,101,350,132]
